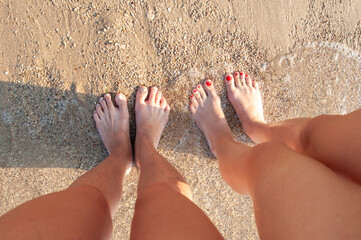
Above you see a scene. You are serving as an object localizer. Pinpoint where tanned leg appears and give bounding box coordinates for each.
[0,93,132,240]
[130,86,223,240]
[190,79,361,239]
[225,72,361,183]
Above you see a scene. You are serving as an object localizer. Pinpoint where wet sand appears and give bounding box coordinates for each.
[1,1,361,239]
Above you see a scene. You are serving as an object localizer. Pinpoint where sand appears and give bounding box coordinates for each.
[1,0,361,239]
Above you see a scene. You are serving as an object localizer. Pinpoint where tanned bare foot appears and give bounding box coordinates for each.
[135,86,170,151]
[189,80,234,157]
[224,72,267,143]
[93,93,132,170]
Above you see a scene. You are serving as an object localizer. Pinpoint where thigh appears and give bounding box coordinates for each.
[302,108,361,183]
[0,185,112,240]
[246,142,361,240]
[130,182,223,240]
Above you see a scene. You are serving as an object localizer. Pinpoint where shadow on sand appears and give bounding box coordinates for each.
[0,81,217,169]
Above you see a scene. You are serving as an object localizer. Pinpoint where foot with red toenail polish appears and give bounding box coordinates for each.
[189,80,233,156]
[224,72,266,143]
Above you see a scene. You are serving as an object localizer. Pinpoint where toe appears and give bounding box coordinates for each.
[189,103,196,113]
[225,73,236,91]
[193,88,203,102]
[245,74,252,86]
[165,104,170,113]
[93,110,100,122]
[160,97,167,108]
[239,72,246,86]
[104,93,115,110]
[197,85,206,99]
[148,87,158,102]
[136,86,148,103]
[203,79,217,97]
[115,93,128,111]
[99,97,107,111]
[253,80,259,90]
[96,103,103,117]
[190,94,199,108]
[155,91,162,104]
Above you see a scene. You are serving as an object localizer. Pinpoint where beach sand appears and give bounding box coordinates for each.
[1,1,361,239]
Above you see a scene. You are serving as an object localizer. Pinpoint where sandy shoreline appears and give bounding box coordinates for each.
[1,1,361,239]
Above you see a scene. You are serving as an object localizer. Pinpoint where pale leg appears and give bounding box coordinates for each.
[130,86,223,240]
[0,93,132,240]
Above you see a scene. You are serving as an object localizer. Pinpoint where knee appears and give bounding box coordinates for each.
[138,180,193,201]
[67,185,112,218]
[245,142,291,167]
[300,114,332,152]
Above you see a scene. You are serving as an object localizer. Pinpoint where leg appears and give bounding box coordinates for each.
[0,93,132,240]
[225,72,361,183]
[130,87,223,240]
[190,80,361,239]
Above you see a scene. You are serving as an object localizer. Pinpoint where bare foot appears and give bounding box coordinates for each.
[135,86,170,150]
[93,93,132,168]
[189,80,233,156]
[224,72,266,143]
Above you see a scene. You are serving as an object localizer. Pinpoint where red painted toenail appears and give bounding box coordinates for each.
[193,89,197,93]
[190,94,194,98]
[240,72,243,76]
[226,75,232,81]
[206,81,211,86]
[246,74,248,77]
[189,102,192,105]
[235,72,238,76]
[198,85,201,88]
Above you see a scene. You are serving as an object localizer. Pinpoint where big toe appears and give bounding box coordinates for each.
[136,86,148,104]
[203,79,217,97]
[115,93,129,114]
[224,73,236,91]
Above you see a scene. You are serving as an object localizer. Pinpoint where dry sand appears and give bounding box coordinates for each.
[1,0,361,239]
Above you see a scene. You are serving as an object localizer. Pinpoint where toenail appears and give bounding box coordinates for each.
[100,97,104,101]
[226,75,232,81]
[96,104,100,107]
[189,102,192,105]
[118,94,124,100]
[153,87,158,91]
[105,93,110,97]
[193,89,197,93]
[206,81,211,86]
[235,72,238,76]
[139,87,145,92]
[190,94,194,98]
[197,85,201,88]
[246,74,248,77]
[240,72,243,76]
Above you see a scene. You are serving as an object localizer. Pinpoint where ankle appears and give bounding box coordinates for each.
[135,135,158,150]
[243,120,269,143]
[209,132,237,157]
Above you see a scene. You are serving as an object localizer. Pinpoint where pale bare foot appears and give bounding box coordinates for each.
[224,72,267,143]
[189,80,234,156]
[93,93,132,169]
[135,86,170,150]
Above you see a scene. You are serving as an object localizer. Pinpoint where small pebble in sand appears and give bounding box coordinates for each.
[4,71,8,75]
[146,10,155,20]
